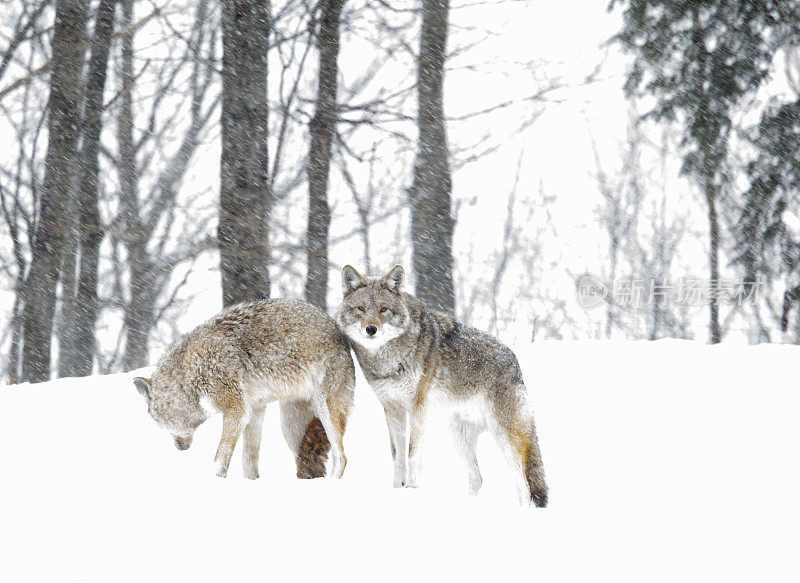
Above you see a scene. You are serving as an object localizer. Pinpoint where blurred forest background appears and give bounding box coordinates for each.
[2,0,800,384]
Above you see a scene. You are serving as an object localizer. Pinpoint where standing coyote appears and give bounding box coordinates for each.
[133,299,354,480]
[337,265,548,507]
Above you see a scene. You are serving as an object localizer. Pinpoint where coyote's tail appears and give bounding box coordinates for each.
[525,423,548,508]
[296,417,330,479]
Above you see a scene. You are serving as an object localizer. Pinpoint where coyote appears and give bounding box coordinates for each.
[133,298,354,480]
[337,265,548,507]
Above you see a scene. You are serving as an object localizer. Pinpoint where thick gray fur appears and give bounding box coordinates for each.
[337,265,547,506]
[134,298,355,479]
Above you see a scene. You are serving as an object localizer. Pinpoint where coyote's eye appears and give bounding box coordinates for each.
[356,306,365,313]
[379,306,388,313]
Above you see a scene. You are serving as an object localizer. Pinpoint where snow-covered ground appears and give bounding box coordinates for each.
[1,340,798,582]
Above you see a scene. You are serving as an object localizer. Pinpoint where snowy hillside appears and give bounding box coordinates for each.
[1,340,798,582]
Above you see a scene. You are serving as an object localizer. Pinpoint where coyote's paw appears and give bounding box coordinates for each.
[215,464,229,478]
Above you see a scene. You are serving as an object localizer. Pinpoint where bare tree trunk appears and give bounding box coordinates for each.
[1,28,41,383]
[60,0,117,377]
[304,0,345,313]
[356,202,371,272]
[690,9,721,346]
[605,233,618,339]
[793,304,800,344]
[705,174,721,344]
[6,293,23,384]
[57,230,79,376]
[123,255,158,369]
[488,152,521,336]
[117,0,151,370]
[749,300,769,344]
[409,0,455,314]
[219,0,271,307]
[21,0,88,383]
[114,0,216,369]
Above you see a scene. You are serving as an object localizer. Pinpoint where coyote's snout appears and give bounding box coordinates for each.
[134,298,355,480]
[337,264,548,507]
[174,435,192,450]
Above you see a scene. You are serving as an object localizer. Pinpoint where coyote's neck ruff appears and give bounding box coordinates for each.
[337,264,548,507]
[354,326,419,380]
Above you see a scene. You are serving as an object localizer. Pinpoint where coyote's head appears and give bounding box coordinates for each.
[337,264,411,350]
[133,374,207,450]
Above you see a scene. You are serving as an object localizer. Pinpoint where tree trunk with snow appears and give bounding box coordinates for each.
[59,0,117,377]
[704,173,721,344]
[117,0,151,371]
[219,0,272,307]
[304,0,345,313]
[409,0,455,314]
[21,0,89,383]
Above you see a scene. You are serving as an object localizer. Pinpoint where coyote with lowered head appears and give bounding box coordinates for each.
[337,265,547,507]
[133,298,354,480]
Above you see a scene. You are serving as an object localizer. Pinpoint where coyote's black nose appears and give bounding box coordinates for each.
[366,325,377,337]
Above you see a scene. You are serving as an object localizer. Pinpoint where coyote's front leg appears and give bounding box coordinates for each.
[383,401,407,487]
[406,396,429,488]
[242,406,266,479]
[215,409,246,478]
[405,371,433,488]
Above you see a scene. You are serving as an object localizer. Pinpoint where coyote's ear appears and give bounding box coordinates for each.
[133,377,152,401]
[382,265,404,293]
[342,265,366,295]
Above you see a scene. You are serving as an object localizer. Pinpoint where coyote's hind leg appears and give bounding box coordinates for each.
[450,415,484,496]
[313,366,353,479]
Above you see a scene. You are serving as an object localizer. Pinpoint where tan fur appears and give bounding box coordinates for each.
[134,298,355,480]
[337,265,548,506]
